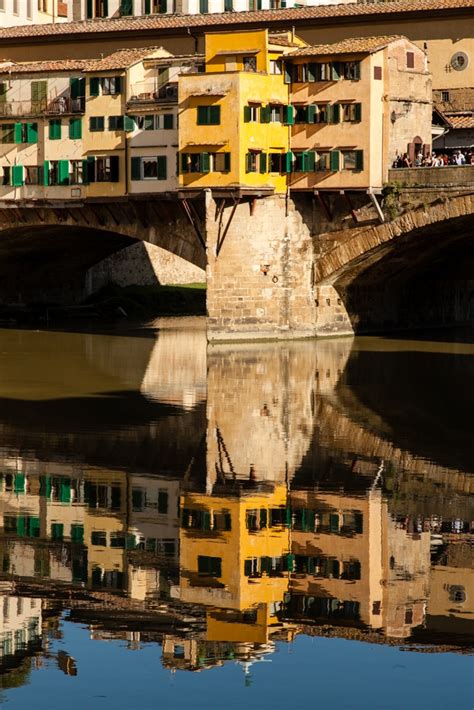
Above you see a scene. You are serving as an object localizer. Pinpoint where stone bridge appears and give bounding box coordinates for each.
[0,166,473,338]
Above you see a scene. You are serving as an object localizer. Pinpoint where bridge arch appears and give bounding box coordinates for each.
[314,193,474,334]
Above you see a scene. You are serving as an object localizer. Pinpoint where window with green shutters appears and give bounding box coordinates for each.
[342,150,364,171]
[69,117,82,139]
[199,0,208,12]
[51,523,64,541]
[283,104,294,125]
[259,152,267,174]
[120,0,133,13]
[90,77,100,97]
[108,115,124,131]
[124,115,135,132]
[330,103,340,124]
[70,76,85,100]
[58,160,69,186]
[14,473,25,493]
[330,150,340,172]
[224,0,233,9]
[196,105,220,125]
[71,524,84,544]
[15,123,38,144]
[294,152,316,172]
[31,80,47,109]
[49,119,61,140]
[197,555,221,577]
[259,105,271,123]
[341,103,362,122]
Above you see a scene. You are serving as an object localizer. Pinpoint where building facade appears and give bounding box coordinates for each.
[0,0,69,26]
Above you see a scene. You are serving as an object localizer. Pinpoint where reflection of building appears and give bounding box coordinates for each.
[0,595,42,672]
[286,487,431,639]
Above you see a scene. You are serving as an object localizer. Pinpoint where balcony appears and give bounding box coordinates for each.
[128,82,179,106]
[0,97,85,118]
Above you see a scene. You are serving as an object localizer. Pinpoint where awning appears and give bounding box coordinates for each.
[215,49,260,56]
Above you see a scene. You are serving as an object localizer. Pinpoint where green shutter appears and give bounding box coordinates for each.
[354,103,362,122]
[144,0,151,11]
[157,155,167,180]
[30,517,40,538]
[70,76,85,99]
[69,117,82,139]
[27,123,38,143]
[307,151,316,171]
[58,160,69,186]
[114,76,122,94]
[259,152,267,174]
[86,156,95,183]
[329,513,340,532]
[284,105,294,125]
[103,0,109,15]
[260,105,270,123]
[307,104,316,123]
[355,150,364,170]
[284,151,293,173]
[59,478,71,502]
[224,152,231,171]
[163,113,173,129]
[82,159,89,184]
[17,516,26,537]
[131,157,141,180]
[197,106,207,125]
[110,155,119,182]
[12,165,23,187]
[43,160,50,185]
[331,104,340,124]
[120,0,133,14]
[14,473,25,492]
[90,77,100,97]
[209,105,220,125]
[51,523,64,541]
[86,0,93,17]
[244,559,252,577]
[199,0,208,12]
[180,153,188,173]
[331,61,341,81]
[200,152,210,173]
[71,524,84,543]
[245,153,252,173]
[160,0,167,11]
[243,105,251,123]
[49,119,61,140]
[285,553,295,571]
[124,115,135,132]
[14,122,23,144]
[330,150,339,172]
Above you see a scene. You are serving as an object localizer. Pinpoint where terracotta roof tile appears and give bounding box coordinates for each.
[85,47,168,72]
[0,59,89,75]
[446,112,474,129]
[288,35,406,56]
[0,0,471,41]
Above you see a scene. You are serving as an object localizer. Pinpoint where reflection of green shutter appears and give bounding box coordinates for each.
[51,523,64,541]
[71,524,84,543]
[60,478,71,502]
[17,516,26,537]
[329,513,340,532]
[40,476,52,498]
[355,150,364,171]
[285,554,294,571]
[58,160,69,186]
[259,508,267,528]
[261,556,271,574]
[332,559,340,578]
[285,508,292,528]
[202,511,211,530]
[330,150,339,172]
[131,157,141,180]
[157,155,167,180]
[12,165,23,187]
[30,517,40,538]
[14,473,25,493]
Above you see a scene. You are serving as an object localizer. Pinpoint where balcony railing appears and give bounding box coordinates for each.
[0,97,85,118]
[128,83,178,104]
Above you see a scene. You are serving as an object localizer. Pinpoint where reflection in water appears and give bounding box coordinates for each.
[0,322,472,699]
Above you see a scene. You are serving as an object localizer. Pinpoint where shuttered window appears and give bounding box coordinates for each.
[197,556,221,577]
[49,119,61,140]
[69,117,82,139]
[196,105,220,125]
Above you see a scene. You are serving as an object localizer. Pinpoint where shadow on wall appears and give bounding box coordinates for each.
[86,241,206,296]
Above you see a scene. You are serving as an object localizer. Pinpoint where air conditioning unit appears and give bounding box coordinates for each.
[165,85,178,99]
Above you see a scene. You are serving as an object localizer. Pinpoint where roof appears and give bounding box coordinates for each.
[268,34,301,48]
[85,47,168,72]
[0,59,88,75]
[0,0,471,41]
[288,35,406,57]
[445,112,474,129]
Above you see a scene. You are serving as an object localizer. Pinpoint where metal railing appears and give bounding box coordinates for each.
[0,96,85,118]
[128,82,179,104]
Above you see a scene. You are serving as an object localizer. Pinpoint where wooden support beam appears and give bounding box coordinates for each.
[368,191,385,223]
[180,199,206,252]
[314,190,332,221]
[343,192,359,224]
[216,196,240,257]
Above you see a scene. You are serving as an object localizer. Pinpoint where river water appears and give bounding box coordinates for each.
[0,318,472,709]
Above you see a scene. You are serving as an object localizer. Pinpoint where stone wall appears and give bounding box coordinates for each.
[86,241,205,295]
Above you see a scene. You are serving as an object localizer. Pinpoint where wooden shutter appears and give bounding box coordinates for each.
[307,104,316,123]
[12,165,23,187]
[160,0,167,11]
[197,106,207,125]
[120,0,133,14]
[330,150,339,171]
[109,155,119,182]
[43,160,50,186]
[58,160,69,185]
[144,0,151,12]
[157,156,167,180]
[86,156,96,183]
[284,104,294,125]
[130,158,141,181]
[260,105,270,123]
[69,117,82,139]
[209,105,220,124]
[224,152,231,171]
[103,0,109,15]
[354,103,362,122]
[163,113,173,129]
[90,77,100,97]
[353,61,361,80]
[180,153,188,173]
[245,153,252,173]
[82,159,89,184]
[331,62,341,80]
[284,63,292,84]
[124,115,135,132]
[307,151,316,171]
[259,152,267,174]
[49,119,61,140]
[355,150,364,170]
[284,151,293,173]
[307,63,316,82]
[330,104,340,124]
[14,122,23,144]
[86,0,93,17]
[406,51,415,69]
[243,105,251,122]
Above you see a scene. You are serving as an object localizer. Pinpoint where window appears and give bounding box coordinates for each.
[69,117,82,140]
[315,104,328,123]
[213,153,230,172]
[71,524,84,543]
[51,523,64,541]
[13,0,19,13]
[245,151,259,173]
[24,166,41,185]
[180,152,230,173]
[1,124,15,144]
[96,156,119,182]
[269,104,283,122]
[196,105,220,125]
[139,113,174,130]
[342,150,364,170]
[131,156,167,181]
[293,151,316,172]
[158,489,168,513]
[31,80,47,110]
[15,123,38,144]
[269,153,283,173]
[270,59,282,75]
[441,90,450,102]
[406,51,415,69]
[102,76,122,95]
[197,555,222,577]
[374,66,382,80]
[224,0,233,9]
[199,0,208,12]
[342,61,360,80]
[91,531,107,546]
[108,115,124,131]
[110,533,125,548]
[132,488,145,511]
[340,103,361,122]
[243,104,259,122]
[243,56,257,72]
[0,82,7,102]
[49,119,61,140]
[70,160,84,184]
[2,166,10,185]
[90,116,104,132]
[120,0,133,13]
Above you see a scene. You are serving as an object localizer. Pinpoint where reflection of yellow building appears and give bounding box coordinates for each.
[179,30,302,195]
[179,485,291,644]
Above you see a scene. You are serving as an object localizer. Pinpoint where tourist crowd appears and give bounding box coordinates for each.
[393,149,473,168]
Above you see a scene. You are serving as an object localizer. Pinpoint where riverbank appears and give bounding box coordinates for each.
[0,283,206,325]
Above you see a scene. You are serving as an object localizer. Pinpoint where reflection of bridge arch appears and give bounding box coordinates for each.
[314,194,474,334]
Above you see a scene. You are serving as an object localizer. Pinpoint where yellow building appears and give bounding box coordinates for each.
[178,30,304,196]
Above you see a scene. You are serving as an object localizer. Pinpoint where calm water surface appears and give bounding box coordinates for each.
[0,318,472,709]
